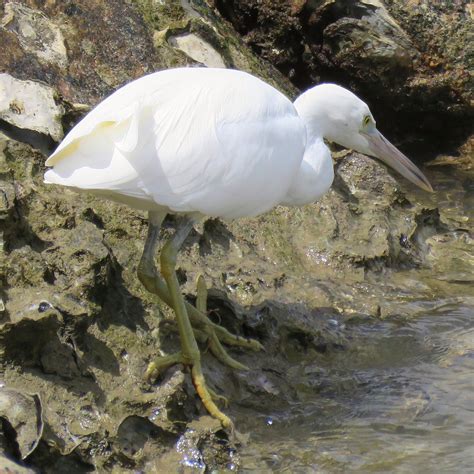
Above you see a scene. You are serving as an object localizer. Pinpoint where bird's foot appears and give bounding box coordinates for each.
[207,386,229,407]
[139,264,262,367]
[191,359,233,429]
[145,352,183,381]
[193,274,259,370]
[138,215,238,429]
[196,316,263,353]
[145,350,232,428]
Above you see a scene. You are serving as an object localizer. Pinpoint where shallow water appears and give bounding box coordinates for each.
[236,300,474,472]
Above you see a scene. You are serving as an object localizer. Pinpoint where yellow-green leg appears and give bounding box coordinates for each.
[196,274,248,371]
[195,274,231,407]
[141,270,262,354]
[139,212,235,428]
[159,216,232,428]
[137,213,262,367]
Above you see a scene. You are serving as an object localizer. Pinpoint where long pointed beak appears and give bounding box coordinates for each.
[362,130,433,192]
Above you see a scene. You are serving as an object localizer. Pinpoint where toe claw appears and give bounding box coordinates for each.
[144,352,183,382]
[145,362,159,382]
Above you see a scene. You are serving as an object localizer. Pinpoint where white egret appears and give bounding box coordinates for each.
[44,67,432,428]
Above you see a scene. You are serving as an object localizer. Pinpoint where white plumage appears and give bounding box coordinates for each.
[45,68,308,219]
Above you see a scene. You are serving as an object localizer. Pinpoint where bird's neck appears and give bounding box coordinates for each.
[280,136,334,207]
[294,89,329,142]
[278,90,336,207]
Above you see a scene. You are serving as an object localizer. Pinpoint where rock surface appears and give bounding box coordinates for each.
[0,0,472,471]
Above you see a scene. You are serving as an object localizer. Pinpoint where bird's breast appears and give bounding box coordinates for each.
[280,138,334,207]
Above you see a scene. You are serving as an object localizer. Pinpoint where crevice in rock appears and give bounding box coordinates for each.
[0,119,57,156]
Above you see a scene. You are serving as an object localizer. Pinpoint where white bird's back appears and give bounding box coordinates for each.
[45,68,307,219]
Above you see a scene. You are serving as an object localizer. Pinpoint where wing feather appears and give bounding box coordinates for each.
[45,68,305,218]
[45,120,116,166]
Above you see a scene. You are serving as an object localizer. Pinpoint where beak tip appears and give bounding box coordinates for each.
[421,179,434,193]
[414,179,433,194]
[367,131,434,194]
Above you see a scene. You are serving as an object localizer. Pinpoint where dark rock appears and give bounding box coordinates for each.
[214,0,474,158]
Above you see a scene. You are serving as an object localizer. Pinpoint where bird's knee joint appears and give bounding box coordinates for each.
[138,258,160,287]
[182,349,201,365]
[138,260,155,279]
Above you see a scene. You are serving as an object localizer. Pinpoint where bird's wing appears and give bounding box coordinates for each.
[44,71,187,194]
[45,120,115,166]
[139,70,304,217]
[45,69,304,217]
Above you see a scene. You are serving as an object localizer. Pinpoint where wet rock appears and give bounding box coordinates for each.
[145,416,238,472]
[0,455,36,474]
[112,415,176,464]
[425,231,474,283]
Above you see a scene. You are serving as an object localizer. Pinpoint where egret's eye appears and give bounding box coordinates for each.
[363,115,371,127]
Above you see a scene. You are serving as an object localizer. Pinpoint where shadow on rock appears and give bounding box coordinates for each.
[93,252,149,333]
[0,313,107,405]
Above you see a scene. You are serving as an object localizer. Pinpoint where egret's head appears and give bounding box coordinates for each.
[295,83,433,192]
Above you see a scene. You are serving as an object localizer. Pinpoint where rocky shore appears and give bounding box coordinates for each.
[0,1,472,471]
